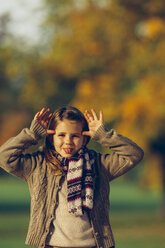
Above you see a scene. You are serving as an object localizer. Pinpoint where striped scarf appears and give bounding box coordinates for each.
[55,147,95,216]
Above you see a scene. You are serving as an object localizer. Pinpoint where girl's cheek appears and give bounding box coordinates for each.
[54,136,63,145]
[53,136,59,146]
[77,137,84,146]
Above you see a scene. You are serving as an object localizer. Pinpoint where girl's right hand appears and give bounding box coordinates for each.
[83,109,104,138]
[34,108,55,134]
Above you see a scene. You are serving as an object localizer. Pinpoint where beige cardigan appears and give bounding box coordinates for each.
[0,120,144,248]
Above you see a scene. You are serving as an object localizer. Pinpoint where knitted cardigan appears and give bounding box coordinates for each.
[0,120,144,248]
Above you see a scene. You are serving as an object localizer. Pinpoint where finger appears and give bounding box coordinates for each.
[99,111,103,123]
[91,109,98,120]
[84,110,94,122]
[35,108,46,121]
[41,108,51,120]
[84,110,90,122]
[40,110,51,125]
[84,110,89,117]
[39,107,46,116]
[82,131,91,137]
[46,130,56,135]
[45,113,53,123]
[34,112,40,121]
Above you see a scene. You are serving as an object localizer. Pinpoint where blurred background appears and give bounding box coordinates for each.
[0,0,165,247]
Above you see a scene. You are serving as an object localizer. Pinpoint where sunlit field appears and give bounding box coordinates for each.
[0,176,164,248]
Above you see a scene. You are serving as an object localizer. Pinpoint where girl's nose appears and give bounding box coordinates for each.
[65,136,72,144]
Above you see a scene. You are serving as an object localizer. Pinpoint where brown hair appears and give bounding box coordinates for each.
[44,106,90,175]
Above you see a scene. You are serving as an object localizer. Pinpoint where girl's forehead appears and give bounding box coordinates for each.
[56,119,83,131]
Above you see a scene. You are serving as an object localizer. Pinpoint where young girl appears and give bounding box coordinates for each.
[0,106,144,248]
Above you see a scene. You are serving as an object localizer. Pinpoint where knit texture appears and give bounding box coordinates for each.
[48,179,96,247]
[30,119,47,140]
[0,120,144,248]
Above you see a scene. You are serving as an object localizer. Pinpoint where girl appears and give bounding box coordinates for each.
[0,106,144,248]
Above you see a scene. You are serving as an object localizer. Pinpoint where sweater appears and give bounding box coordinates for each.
[47,178,96,247]
[0,120,144,248]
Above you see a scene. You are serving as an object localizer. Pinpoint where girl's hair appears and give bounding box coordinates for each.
[44,106,90,175]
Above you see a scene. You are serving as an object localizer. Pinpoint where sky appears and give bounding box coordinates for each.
[0,0,44,44]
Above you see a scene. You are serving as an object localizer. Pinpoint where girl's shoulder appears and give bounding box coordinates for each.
[87,148,98,158]
[24,145,45,164]
[87,149,101,167]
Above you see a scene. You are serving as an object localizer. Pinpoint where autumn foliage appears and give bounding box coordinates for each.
[1,0,165,192]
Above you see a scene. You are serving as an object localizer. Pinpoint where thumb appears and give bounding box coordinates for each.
[82,131,91,137]
[46,130,56,135]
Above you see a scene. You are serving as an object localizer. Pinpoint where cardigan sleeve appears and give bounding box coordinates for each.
[92,125,144,181]
[0,120,46,181]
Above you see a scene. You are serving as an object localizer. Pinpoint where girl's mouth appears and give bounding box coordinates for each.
[63,148,73,154]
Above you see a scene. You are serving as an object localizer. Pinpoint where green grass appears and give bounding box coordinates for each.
[110,180,164,248]
[0,176,164,248]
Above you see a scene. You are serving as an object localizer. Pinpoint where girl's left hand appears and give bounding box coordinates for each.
[82,109,104,138]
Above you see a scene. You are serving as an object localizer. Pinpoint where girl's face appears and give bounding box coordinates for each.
[53,119,85,158]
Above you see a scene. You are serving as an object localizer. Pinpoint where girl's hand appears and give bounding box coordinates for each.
[34,107,55,134]
[82,109,104,138]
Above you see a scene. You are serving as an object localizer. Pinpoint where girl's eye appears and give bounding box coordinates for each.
[72,135,80,138]
[58,134,65,137]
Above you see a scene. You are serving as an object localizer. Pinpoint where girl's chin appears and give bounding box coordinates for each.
[64,155,73,158]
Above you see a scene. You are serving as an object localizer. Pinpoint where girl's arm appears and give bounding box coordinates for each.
[0,108,52,181]
[83,109,144,181]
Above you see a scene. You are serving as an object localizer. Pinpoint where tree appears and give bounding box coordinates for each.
[2,0,165,213]
[35,0,165,213]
